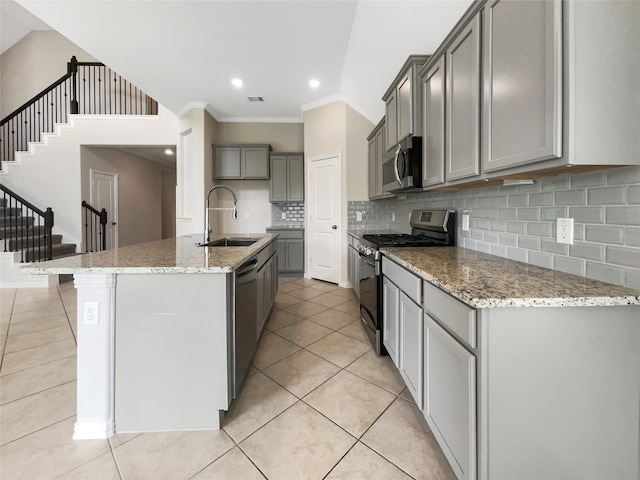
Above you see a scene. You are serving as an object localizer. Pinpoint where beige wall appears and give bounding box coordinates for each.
[81,147,168,248]
[217,122,303,152]
[303,101,372,285]
[346,105,375,201]
[161,170,177,239]
[214,122,304,235]
[0,31,98,117]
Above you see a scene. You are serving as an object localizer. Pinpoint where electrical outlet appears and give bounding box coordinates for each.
[392,212,396,222]
[462,213,470,232]
[557,218,574,245]
[356,211,362,222]
[244,212,250,219]
[84,302,99,326]
[281,212,286,219]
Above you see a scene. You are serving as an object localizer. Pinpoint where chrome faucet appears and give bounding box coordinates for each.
[204,184,238,243]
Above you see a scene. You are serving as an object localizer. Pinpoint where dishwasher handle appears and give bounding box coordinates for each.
[236,259,259,280]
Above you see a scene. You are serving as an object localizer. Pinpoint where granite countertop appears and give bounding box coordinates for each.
[347,228,404,239]
[267,225,304,231]
[382,247,640,308]
[22,233,278,275]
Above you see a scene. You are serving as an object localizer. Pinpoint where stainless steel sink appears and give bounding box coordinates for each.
[199,238,259,247]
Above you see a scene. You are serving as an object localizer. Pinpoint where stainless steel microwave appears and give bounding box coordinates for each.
[382,136,423,193]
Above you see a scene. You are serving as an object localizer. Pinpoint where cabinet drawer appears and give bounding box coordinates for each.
[269,229,303,240]
[382,257,421,305]
[423,281,476,349]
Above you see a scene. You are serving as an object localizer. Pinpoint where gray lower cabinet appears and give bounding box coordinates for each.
[399,291,423,409]
[481,0,562,172]
[382,256,423,406]
[270,153,304,202]
[213,144,271,179]
[423,282,476,480]
[347,234,360,299]
[446,14,481,182]
[257,252,276,336]
[271,229,304,274]
[382,276,399,364]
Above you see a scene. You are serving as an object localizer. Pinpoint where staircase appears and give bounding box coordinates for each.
[0,195,77,287]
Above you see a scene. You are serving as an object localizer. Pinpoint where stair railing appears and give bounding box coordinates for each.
[0,184,53,262]
[81,201,107,252]
[1,56,159,166]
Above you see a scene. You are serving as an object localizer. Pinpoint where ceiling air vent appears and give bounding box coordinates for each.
[247,96,264,102]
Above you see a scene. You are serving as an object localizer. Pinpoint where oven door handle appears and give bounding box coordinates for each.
[359,252,380,276]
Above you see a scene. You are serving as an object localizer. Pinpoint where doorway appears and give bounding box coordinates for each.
[90,169,118,250]
[306,154,341,284]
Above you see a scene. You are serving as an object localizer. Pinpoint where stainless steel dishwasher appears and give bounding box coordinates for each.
[233,257,258,397]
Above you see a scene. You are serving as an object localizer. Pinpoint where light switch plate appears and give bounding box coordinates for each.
[557,218,574,245]
[462,214,470,232]
[356,211,362,222]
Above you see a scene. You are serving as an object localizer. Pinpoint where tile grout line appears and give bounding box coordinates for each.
[0,290,17,373]
[57,284,78,345]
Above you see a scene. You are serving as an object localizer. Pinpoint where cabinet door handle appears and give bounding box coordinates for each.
[332,225,337,229]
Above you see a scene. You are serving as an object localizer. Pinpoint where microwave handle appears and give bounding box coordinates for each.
[393,144,402,186]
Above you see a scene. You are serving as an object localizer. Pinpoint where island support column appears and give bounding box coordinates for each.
[72,273,117,439]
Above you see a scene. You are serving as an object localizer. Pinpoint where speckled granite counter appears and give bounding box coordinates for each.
[347,228,402,239]
[382,246,640,308]
[22,233,278,274]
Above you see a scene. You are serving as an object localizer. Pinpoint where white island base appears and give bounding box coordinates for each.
[73,272,233,439]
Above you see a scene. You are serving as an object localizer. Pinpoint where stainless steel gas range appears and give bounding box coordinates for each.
[357,209,456,355]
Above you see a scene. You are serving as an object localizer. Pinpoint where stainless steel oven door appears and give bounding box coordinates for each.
[358,252,384,354]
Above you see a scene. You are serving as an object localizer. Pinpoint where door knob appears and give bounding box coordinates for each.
[112,222,117,225]
[332,225,337,229]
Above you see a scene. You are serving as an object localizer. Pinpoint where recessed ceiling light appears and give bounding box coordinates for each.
[164,149,173,155]
[231,78,243,87]
[309,79,320,88]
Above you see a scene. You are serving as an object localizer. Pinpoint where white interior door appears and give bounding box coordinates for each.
[90,169,118,249]
[307,154,341,284]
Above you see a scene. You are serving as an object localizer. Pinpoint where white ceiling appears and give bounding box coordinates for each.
[4,0,473,124]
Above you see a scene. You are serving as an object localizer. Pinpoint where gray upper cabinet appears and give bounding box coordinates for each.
[446,15,481,182]
[421,56,446,187]
[383,55,430,153]
[482,0,562,173]
[384,90,398,151]
[367,119,392,200]
[213,144,272,180]
[269,153,304,203]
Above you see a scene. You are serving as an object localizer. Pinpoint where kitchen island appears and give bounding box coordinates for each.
[379,246,640,480]
[23,233,278,440]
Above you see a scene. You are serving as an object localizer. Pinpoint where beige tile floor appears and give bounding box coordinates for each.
[0,277,455,480]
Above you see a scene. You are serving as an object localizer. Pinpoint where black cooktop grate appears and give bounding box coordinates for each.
[361,234,440,248]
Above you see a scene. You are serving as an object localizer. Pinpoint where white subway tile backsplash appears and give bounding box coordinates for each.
[569,243,605,262]
[585,225,624,245]
[569,206,605,224]
[606,246,640,268]
[606,206,640,225]
[555,189,586,206]
[587,187,626,205]
[554,256,586,276]
[625,228,640,247]
[347,166,640,288]
[529,192,554,206]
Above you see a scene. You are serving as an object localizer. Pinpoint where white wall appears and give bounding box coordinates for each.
[0,30,98,117]
[346,105,374,201]
[1,107,179,249]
